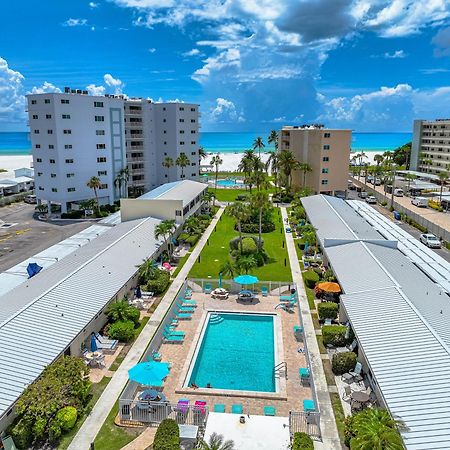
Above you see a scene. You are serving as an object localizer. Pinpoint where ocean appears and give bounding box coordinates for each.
[0,131,412,156]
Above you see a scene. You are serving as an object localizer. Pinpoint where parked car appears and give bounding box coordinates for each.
[365,196,377,204]
[24,195,37,204]
[285,226,292,233]
[411,197,428,208]
[393,188,404,197]
[348,182,356,190]
[358,191,368,199]
[420,233,441,248]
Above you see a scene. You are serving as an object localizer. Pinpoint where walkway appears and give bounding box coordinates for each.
[280,207,341,450]
[68,206,225,450]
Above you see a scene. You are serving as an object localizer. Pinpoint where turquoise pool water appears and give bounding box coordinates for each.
[216,179,243,187]
[187,313,276,392]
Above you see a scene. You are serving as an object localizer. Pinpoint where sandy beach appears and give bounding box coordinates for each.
[0,155,33,179]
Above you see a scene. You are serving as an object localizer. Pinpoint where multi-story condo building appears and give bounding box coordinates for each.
[410,119,450,175]
[27,89,200,212]
[278,126,351,195]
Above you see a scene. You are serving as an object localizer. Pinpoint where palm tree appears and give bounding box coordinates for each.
[251,192,269,248]
[252,136,265,159]
[137,258,157,283]
[86,176,101,213]
[210,154,223,204]
[374,154,384,166]
[199,432,235,450]
[438,170,449,202]
[227,202,250,254]
[198,146,207,161]
[277,149,298,191]
[238,150,257,193]
[36,203,48,214]
[176,152,190,179]
[267,130,278,151]
[235,255,257,274]
[114,167,130,198]
[298,162,312,187]
[162,156,174,182]
[203,190,215,206]
[266,151,279,192]
[404,173,417,193]
[219,260,236,279]
[183,216,202,234]
[154,219,177,259]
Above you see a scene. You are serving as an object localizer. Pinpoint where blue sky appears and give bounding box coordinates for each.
[1,0,450,132]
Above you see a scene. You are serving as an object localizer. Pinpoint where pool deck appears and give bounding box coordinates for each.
[137,290,312,417]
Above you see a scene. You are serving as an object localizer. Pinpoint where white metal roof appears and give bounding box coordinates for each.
[0,216,163,418]
[138,180,207,206]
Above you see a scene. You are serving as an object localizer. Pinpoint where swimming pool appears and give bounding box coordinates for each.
[215,178,245,187]
[186,312,276,392]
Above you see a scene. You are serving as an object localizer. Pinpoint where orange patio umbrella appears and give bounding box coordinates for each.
[316,282,341,293]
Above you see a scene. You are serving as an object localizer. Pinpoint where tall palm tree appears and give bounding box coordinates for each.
[199,432,235,450]
[114,167,130,198]
[277,149,298,191]
[219,260,236,279]
[210,154,223,204]
[438,170,449,202]
[154,219,177,259]
[203,190,215,206]
[137,258,158,283]
[176,152,190,179]
[374,154,384,166]
[405,173,417,193]
[235,255,257,274]
[86,176,101,213]
[198,146,207,161]
[268,130,278,151]
[266,151,279,192]
[227,202,250,254]
[252,136,265,159]
[238,150,257,193]
[251,192,269,248]
[298,162,312,187]
[162,156,174,182]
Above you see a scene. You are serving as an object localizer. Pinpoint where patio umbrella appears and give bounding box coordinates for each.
[135,285,142,299]
[128,361,170,387]
[316,282,341,293]
[218,272,222,288]
[234,274,259,285]
[90,334,98,352]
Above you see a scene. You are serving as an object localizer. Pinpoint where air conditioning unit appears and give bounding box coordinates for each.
[76,89,82,94]
[64,87,70,93]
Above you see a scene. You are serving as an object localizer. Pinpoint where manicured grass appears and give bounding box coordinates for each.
[316,335,327,354]
[189,208,291,282]
[94,400,141,450]
[212,188,249,202]
[58,377,111,450]
[330,392,347,446]
[311,312,320,330]
[322,359,336,386]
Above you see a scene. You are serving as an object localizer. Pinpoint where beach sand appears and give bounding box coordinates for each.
[0,155,33,179]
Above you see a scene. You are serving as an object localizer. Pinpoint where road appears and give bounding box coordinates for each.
[0,203,92,272]
[347,189,450,263]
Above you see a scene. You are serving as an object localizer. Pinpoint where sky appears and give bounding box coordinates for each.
[1,1,450,132]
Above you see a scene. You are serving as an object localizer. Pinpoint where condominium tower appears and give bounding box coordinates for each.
[278,126,352,195]
[27,89,200,212]
[410,119,450,175]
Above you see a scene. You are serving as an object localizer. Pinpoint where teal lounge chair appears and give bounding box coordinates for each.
[163,331,184,343]
[182,299,197,306]
[264,406,276,416]
[232,404,243,414]
[293,325,303,334]
[214,404,225,413]
[175,312,192,320]
[176,302,195,313]
[164,326,186,336]
[261,286,268,297]
[151,350,161,361]
[204,283,212,294]
[303,399,316,412]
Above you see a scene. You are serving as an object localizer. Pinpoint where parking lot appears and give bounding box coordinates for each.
[0,202,91,272]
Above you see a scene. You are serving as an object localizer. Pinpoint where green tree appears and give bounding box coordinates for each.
[392,142,411,167]
[155,219,177,258]
[36,203,48,214]
[162,156,174,182]
[252,136,265,159]
[114,167,130,198]
[183,215,202,234]
[219,260,236,278]
[203,190,215,206]
[175,152,190,178]
[199,432,235,450]
[238,150,258,193]
[235,255,257,274]
[438,170,449,202]
[251,192,270,248]
[211,154,223,203]
[86,176,101,213]
[374,154,384,166]
[138,258,158,283]
[268,130,278,151]
[198,146,207,161]
[404,173,417,193]
[277,149,298,190]
[227,202,250,254]
[298,162,312,187]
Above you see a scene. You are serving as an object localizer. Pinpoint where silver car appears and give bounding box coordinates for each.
[420,233,441,248]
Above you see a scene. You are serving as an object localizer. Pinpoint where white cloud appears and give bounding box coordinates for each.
[63,18,88,27]
[86,84,106,96]
[182,48,201,57]
[383,49,407,58]
[0,58,26,125]
[209,97,245,123]
[28,82,61,94]
[420,68,450,75]
[148,47,156,53]
[103,73,125,94]
[192,48,240,82]
[89,2,99,8]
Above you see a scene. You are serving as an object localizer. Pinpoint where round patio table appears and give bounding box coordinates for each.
[351,391,370,403]
[139,390,166,402]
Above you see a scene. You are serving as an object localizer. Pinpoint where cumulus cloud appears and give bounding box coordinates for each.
[89,2,99,8]
[210,98,245,123]
[103,73,125,94]
[28,82,61,94]
[86,84,106,96]
[63,18,88,27]
[148,47,156,53]
[0,58,26,125]
[383,49,407,58]
[433,26,450,56]
[182,48,202,57]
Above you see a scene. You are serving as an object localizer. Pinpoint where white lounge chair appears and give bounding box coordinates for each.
[349,362,363,382]
[94,332,118,350]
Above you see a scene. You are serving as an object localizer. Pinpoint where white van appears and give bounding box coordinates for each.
[411,197,428,208]
[393,188,404,197]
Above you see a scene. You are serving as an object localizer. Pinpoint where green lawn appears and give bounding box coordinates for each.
[211,188,249,202]
[189,208,291,282]
[330,392,347,446]
[322,359,336,386]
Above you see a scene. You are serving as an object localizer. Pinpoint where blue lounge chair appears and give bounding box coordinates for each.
[261,286,268,297]
[303,399,316,412]
[214,404,225,413]
[299,368,311,385]
[182,298,197,306]
[151,350,161,361]
[293,325,303,334]
[232,404,243,414]
[184,289,193,299]
[176,302,195,313]
[264,406,276,416]
[163,331,184,343]
[175,312,192,320]
[204,283,212,294]
[164,326,185,336]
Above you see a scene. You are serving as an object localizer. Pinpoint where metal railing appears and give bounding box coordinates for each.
[289,411,321,439]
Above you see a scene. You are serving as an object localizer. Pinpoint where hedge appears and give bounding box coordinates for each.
[184,234,200,246]
[145,270,170,294]
[318,302,339,320]
[239,222,276,233]
[332,351,357,375]
[322,325,348,347]
[242,237,257,254]
[303,270,320,289]
[56,406,78,432]
[106,320,135,342]
[153,419,180,450]
[292,432,314,450]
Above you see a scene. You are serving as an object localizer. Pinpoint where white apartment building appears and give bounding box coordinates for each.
[27,89,200,212]
[411,118,450,175]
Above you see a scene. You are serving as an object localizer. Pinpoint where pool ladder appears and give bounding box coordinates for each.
[209,312,224,325]
[274,361,288,380]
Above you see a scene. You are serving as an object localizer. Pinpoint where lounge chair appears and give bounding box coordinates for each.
[163,331,184,343]
[231,404,243,414]
[214,404,225,413]
[264,406,276,416]
[164,326,186,336]
[184,289,193,299]
[194,400,207,415]
[176,302,195,313]
[182,298,197,306]
[176,398,190,414]
[175,312,192,320]
[204,283,212,294]
[151,350,162,361]
[349,362,363,382]
[299,368,310,385]
[293,325,303,334]
[94,332,118,349]
[261,286,268,297]
[303,399,316,412]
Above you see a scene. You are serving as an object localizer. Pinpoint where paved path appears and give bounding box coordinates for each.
[281,207,341,450]
[68,207,225,450]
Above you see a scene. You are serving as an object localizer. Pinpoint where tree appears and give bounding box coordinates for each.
[36,204,48,214]
[438,170,449,202]
[392,142,411,167]
[198,146,207,161]
[251,192,269,248]
[138,258,158,283]
[227,202,250,254]
[298,162,312,187]
[162,157,174,182]
[114,167,130,198]
[252,136,265,159]
[266,151,279,192]
[268,130,278,151]
[219,260,236,278]
[155,219,177,258]
[203,190,215,206]
[86,176,101,213]
[238,150,258,193]
[176,152,190,179]
[183,216,202,234]
[277,149,298,190]
[374,154,384,166]
[235,255,257,274]
[199,432,235,450]
[404,173,417,193]
[211,154,223,204]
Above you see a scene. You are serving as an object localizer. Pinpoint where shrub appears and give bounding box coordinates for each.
[318,302,338,320]
[48,420,62,443]
[61,210,84,219]
[303,270,319,289]
[253,250,268,267]
[10,418,33,449]
[322,325,347,347]
[106,320,135,342]
[235,194,248,201]
[297,240,305,250]
[153,419,180,450]
[292,432,314,450]
[184,234,200,246]
[242,237,257,254]
[177,232,189,242]
[240,222,276,233]
[55,406,78,432]
[146,270,170,294]
[106,300,140,327]
[332,351,357,375]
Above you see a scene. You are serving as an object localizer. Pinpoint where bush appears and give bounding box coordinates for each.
[297,240,305,250]
[185,234,200,246]
[322,325,348,347]
[153,419,180,450]
[318,302,338,320]
[242,237,257,254]
[106,320,135,342]
[239,222,276,233]
[106,300,140,327]
[303,270,319,289]
[146,270,170,294]
[177,232,189,242]
[253,250,268,266]
[10,418,33,449]
[292,432,314,450]
[332,351,357,375]
[55,406,78,432]
[235,194,249,201]
[61,210,84,219]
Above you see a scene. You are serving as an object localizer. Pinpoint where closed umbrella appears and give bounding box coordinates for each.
[135,285,142,299]
[90,334,98,352]
[316,282,341,293]
[128,361,170,387]
[218,272,222,288]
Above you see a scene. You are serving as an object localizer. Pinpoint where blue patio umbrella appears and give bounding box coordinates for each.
[218,272,222,288]
[234,274,259,285]
[128,361,170,387]
[90,334,98,352]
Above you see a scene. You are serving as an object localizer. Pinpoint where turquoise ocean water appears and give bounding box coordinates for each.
[0,131,412,155]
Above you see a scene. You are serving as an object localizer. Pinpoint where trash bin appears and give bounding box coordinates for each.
[393,211,401,220]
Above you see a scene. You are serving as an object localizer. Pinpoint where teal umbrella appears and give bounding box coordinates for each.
[128,361,170,387]
[234,274,259,285]
[219,272,222,288]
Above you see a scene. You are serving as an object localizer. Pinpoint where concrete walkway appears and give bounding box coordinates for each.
[68,207,225,450]
[281,207,341,450]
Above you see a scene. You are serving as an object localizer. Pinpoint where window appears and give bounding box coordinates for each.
[61,99,70,104]
[51,173,56,178]
[49,159,56,164]
[46,114,52,119]
[163,119,166,123]
[32,114,38,119]
[180,130,185,134]
[180,141,185,145]
[97,157,107,163]
[97,170,107,176]
[191,152,196,155]
[63,129,71,134]
[163,107,166,111]
[34,130,40,134]
[37,172,42,176]
[321,179,329,185]
[47,129,53,134]
[100,183,108,189]
[38,186,44,190]
[94,101,104,107]
[96,130,105,135]
[66,173,75,178]
[96,144,106,149]
[31,100,37,105]
[65,159,74,163]
[44,99,50,104]
[62,114,71,119]
[35,144,41,149]
[95,115,105,122]
[163,130,167,134]
[322,168,329,173]
[191,173,196,177]
[36,158,42,163]
[324,132,331,138]
[191,130,196,134]
[49,144,54,149]
[179,107,185,111]
[191,162,196,166]
[179,119,185,122]
[191,141,196,145]
[67,187,76,192]
[322,156,329,162]
[64,144,72,149]
[190,107,195,112]
[323,145,330,150]
[191,119,196,123]
[164,141,167,145]
[175,210,182,216]
[51,188,58,192]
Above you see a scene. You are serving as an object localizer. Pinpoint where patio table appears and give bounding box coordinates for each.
[351,391,370,403]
